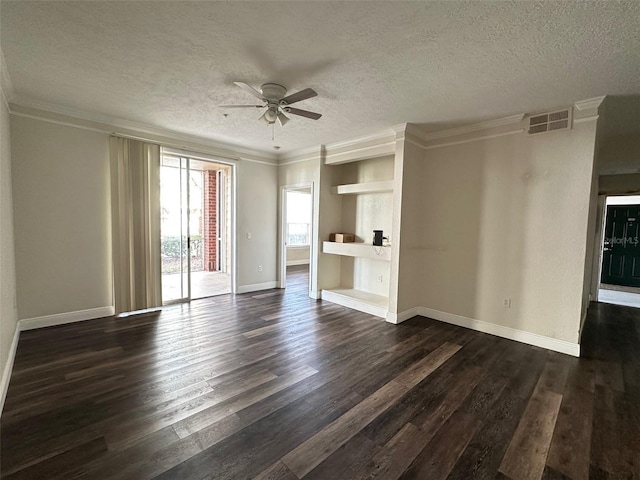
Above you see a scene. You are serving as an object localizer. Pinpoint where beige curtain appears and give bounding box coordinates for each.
[110,136,162,315]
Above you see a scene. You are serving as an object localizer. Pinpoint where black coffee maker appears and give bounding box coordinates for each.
[373,230,384,246]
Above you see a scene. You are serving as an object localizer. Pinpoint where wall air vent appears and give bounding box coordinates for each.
[528,109,571,135]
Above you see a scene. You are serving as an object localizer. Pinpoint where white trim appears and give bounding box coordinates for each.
[324,141,396,165]
[237,281,278,294]
[385,306,421,324]
[390,306,580,357]
[573,115,599,124]
[321,289,388,319]
[237,155,279,167]
[324,129,396,153]
[422,128,524,151]
[574,96,606,111]
[10,110,112,135]
[286,259,310,266]
[0,47,14,111]
[416,114,525,142]
[278,156,319,166]
[278,145,322,165]
[9,101,278,163]
[280,182,315,293]
[163,146,239,165]
[0,324,20,414]
[19,306,115,331]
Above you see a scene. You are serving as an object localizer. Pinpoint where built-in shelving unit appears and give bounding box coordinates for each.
[331,180,394,195]
[322,241,391,261]
[321,288,389,318]
[318,152,396,320]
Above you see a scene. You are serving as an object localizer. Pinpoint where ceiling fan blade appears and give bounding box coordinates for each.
[281,88,318,105]
[285,107,322,120]
[219,104,265,108]
[234,81,267,101]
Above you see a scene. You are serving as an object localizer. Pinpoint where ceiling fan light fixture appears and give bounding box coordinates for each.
[259,109,277,124]
[277,111,290,127]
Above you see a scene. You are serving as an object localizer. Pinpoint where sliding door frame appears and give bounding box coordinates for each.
[162,147,237,298]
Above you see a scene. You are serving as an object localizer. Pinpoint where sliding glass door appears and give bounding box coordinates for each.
[160,153,233,304]
[160,155,191,303]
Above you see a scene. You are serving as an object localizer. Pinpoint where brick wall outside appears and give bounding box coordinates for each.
[203,170,218,271]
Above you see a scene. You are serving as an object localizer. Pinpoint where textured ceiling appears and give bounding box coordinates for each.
[2,1,640,153]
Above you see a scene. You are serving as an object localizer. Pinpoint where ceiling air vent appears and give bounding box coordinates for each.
[528,109,571,135]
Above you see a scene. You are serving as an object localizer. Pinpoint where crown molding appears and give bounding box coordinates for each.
[324,127,397,153]
[574,96,606,111]
[9,97,278,163]
[0,47,15,111]
[414,114,526,143]
[278,144,322,165]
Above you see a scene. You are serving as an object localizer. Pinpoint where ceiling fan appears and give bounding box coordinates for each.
[220,82,322,127]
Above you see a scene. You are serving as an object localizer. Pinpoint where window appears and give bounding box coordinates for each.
[287,190,311,246]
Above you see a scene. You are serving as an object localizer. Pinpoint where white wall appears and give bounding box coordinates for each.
[0,96,17,394]
[413,120,597,344]
[11,115,113,320]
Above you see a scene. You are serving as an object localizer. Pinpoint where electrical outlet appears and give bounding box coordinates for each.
[258,265,263,272]
[503,297,511,308]
[377,274,383,282]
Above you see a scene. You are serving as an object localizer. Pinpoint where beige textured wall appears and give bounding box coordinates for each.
[236,160,278,288]
[0,98,17,384]
[286,246,310,265]
[11,116,113,319]
[414,121,597,343]
[395,140,426,314]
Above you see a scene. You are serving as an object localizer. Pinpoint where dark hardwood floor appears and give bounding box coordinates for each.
[1,265,639,479]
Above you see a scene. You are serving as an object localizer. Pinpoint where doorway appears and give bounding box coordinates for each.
[160,152,234,304]
[598,195,640,308]
[280,184,313,296]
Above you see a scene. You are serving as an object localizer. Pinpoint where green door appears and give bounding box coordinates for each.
[601,205,640,287]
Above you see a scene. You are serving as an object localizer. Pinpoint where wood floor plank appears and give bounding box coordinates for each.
[355,422,429,480]
[280,343,461,478]
[498,380,563,480]
[2,267,639,480]
[253,460,298,480]
[400,411,480,480]
[545,369,594,480]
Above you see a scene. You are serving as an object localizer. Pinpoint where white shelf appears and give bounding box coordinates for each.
[322,288,388,318]
[331,180,394,195]
[323,241,391,261]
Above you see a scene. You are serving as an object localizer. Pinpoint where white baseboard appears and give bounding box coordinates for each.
[0,323,20,414]
[386,307,421,324]
[19,306,115,331]
[237,281,278,294]
[392,306,580,357]
[321,290,387,319]
[286,260,310,266]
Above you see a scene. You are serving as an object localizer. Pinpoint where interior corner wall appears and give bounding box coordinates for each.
[1,98,18,385]
[236,160,278,289]
[11,115,112,320]
[395,140,425,314]
[415,121,597,344]
[580,117,604,333]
